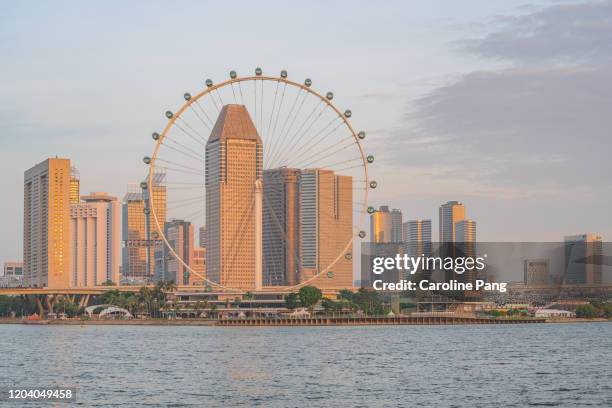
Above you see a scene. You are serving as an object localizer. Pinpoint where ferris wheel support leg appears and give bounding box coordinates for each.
[254,180,263,291]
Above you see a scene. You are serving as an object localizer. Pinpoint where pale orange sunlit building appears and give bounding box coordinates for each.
[71,192,122,286]
[69,166,80,204]
[122,172,166,281]
[205,104,263,290]
[190,246,206,285]
[23,158,71,288]
[300,169,353,290]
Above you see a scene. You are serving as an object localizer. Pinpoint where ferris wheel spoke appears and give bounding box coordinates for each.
[173,121,206,148]
[207,91,221,114]
[268,91,310,167]
[160,139,203,162]
[166,197,204,212]
[273,100,327,168]
[156,165,202,177]
[229,82,238,104]
[266,88,303,167]
[214,88,224,107]
[295,135,354,169]
[177,116,207,143]
[264,83,289,167]
[155,158,203,174]
[187,104,212,131]
[194,100,216,129]
[290,116,343,162]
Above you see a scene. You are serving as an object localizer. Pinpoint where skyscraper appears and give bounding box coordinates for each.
[122,172,166,281]
[403,219,432,258]
[455,219,478,289]
[439,201,466,243]
[300,169,353,289]
[564,233,603,285]
[24,158,71,288]
[205,104,263,290]
[155,219,193,285]
[71,192,121,286]
[122,185,147,279]
[69,166,80,204]
[190,246,206,285]
[263,167,301,286]
[370,206,393,243]
[391,209,403,243]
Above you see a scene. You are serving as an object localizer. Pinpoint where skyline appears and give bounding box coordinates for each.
[2,0,612,262]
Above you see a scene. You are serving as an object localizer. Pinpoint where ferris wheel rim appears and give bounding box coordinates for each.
[147,72,371,292]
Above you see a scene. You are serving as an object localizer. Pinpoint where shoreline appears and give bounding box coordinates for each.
[1,317,608,326]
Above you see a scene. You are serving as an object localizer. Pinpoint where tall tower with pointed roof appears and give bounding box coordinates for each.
[205,105,263,289]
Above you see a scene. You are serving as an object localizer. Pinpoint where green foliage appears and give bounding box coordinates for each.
[336,288,387,315]
[0,295,36,316]
[575,304,599,318]
[321,298,341,313]
[101,280,116,286]
[284,293,299,310]
[298,286,322,310]
[53,299,80,317]
[590,301,612,318]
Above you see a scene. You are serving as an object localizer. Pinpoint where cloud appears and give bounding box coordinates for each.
[459,0,612,64]
[389,0,612,199]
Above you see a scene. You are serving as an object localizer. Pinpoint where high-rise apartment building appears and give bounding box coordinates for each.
[205,104,263,290]
[564,233,603,285]
[122,172,166,281]
[154,219,193,285]
[69,166,80,204]
[439,201,466,243]
[403,219,432,257]
[391,209,403,243]
[23,158,71,288]
[122,186,147,279]
[300,169,353,289]
[263,167,301,286]
[71,192,121,286]
[370,206,393,243]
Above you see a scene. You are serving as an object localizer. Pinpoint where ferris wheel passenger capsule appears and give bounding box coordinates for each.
[304,78,312,87]
[358,131,366,139]
[344,109,352,118]
[255,67,262,76]
[280,70,288,78]
[184,92,191,101]
[140,181,148,189]
[370,181,378,189]
[230,70,237,79]
[367,155,374,163]
[151,132,160,141]
[143,156,151,164]
[345,252,353,260]
[205,79,213,87]
[143,208,150,215]
[367,206,375,214]
[359,231,367,239]
[165,111,173,119]
[326,92,334,100]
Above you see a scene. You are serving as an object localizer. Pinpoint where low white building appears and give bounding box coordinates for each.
[534,309,574,318]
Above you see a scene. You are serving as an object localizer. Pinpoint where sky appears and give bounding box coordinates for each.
[1,0,611,263]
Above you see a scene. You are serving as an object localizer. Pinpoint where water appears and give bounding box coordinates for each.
[1,323,611,407]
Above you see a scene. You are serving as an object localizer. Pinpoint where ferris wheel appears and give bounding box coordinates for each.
[143,68,376,291]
